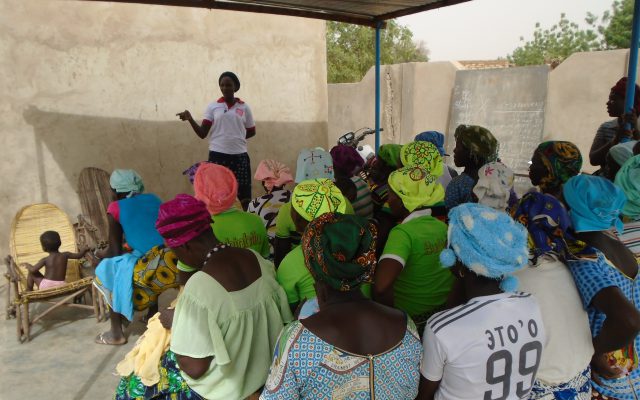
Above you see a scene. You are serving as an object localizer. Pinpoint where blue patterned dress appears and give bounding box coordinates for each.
[260,319,421,399]
[444,173,476,210]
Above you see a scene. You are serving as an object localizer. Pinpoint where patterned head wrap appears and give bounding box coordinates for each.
[110,169,144,196]
[440,203,529,292]
[302,212,377,291]
[292,179,346,222]
[615,154,640,220]
[563,175,626,234]
[254,160,294,191]
[156,194,212,248]
[295,148,334,183]
[194,163,238,215]
[219,71,240,92]
[473,162,514,211]
[415,131,447,156]
[388,166,445,212]
[182,161,210,185]
[377,144,402,168]
[330,145,364,176]
[454,125,499,164]
[611,77,640,114]
[400,141,444,178]
[609,141,638,167]
[534,141,582,192]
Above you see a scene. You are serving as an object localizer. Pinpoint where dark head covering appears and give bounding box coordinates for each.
[611,77,640,114]
[534,141,582,192]
[330,145,364,176]
[454,124,498,164]
[302,212,377,291]
[156,194,212,247]
[219,71,240,92]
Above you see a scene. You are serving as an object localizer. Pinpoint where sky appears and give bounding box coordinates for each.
[398,0,614,61]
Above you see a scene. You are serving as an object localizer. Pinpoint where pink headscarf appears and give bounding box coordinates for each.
[156,194,211,247]
[254,160,294,192]
[194,163,238,215]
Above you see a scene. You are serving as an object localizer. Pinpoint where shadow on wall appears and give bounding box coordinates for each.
[23,106,326,202]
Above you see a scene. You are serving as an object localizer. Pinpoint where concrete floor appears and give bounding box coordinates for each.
[0,281,178,400]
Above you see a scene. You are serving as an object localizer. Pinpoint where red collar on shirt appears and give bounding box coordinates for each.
[216,97,244,106]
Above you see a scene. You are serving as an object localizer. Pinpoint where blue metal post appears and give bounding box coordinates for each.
[375,21,382,153]
[625,0,640,131]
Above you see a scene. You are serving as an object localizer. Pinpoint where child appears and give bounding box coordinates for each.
[26,231,89,291]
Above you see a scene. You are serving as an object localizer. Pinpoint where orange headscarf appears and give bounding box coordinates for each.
[194,163,238,215]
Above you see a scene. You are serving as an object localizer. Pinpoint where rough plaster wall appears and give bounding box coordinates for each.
[544,50,630,173]
[0,0,327,255]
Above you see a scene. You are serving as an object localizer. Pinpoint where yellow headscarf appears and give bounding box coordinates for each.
[292,179,347,221]
[400,141,444,178]
[388,166,445,212]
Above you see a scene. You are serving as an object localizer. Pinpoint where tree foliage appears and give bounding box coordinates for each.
[601,0,633,49]
[327,20,429,83]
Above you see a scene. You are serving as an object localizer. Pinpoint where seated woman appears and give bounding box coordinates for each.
[615,154,640,258]
[261,213,422,399]
[512,192,593,399]
[330,144,373,219]
[418,203,545,400]
[414,131,457,188]
[473,161,515,212]
[247,159,294,248]
[563,175,640,399]
[94,169,179,345]
[374,165,453,334]
[277,178,346,311]
[116,194,292,400]
[528,140,582,199]
[194,163,270,258]
[445,124,498,210]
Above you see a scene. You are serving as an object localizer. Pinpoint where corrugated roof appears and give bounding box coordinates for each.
[84,0,472,27]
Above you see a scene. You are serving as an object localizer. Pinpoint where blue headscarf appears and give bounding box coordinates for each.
[415,131,447,157]
[440,203,529,291]
[563,175,626,234]
[110,169,144,197]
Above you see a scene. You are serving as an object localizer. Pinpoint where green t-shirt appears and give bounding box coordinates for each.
[274,199,356,239]
[276,245,316,304]
[380,211,453,317]
[212,208,270,258]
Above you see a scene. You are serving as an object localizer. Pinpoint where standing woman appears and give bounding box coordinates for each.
[178,71,256,207]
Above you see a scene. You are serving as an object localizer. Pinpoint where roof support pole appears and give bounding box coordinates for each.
[375,20,382,153]
[625,0,640,133]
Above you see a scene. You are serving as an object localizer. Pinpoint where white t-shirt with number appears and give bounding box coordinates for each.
[421,292,546,400]
[202,97,255,154]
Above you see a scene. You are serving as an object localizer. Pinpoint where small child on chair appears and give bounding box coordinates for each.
[26,231,89,291]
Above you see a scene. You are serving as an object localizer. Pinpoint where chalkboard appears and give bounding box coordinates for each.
[446,66,549,174]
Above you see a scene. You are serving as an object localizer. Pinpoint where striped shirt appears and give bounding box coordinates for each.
[350,176,373,219]
[617,220,640,259]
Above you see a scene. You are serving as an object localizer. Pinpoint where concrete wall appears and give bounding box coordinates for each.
[329,50,635,175]
[0,0,327,255]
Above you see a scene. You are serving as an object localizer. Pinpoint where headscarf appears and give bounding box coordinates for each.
[377,144,402,168]
[615,154,640,220]
[473,162,514,211]
[609,140,638,167]
[219,71,240,92]
[439,203,529,292]
[330,145,364,176]
[563,175,626,234]
[415,131,447,156]
[110,169,144,196]
[400,141,444,178]
[534,141,582,192]
[292,179,346,221]
[302,212,377,291]
[156,194,212,248]
[511,192,575,262]
[388,166,445,212]
[182,161,210,185]
[295,148,334,183]
[611,77,640,114]
[254,160,294,191]
[194,163,238,215]
[454,124,499,164]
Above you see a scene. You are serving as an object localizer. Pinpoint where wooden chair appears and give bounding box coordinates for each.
[5,203,102,342]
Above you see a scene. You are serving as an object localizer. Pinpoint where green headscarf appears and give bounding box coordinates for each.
[400,141,444,178]
[615,154,640,220]
[454,124,499,164]
[302,212,377,291]
[292,178,346,221]
[110,169,144,196]
[377,144,402,168]
[535,141,582,193]
[388,166,445,212]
